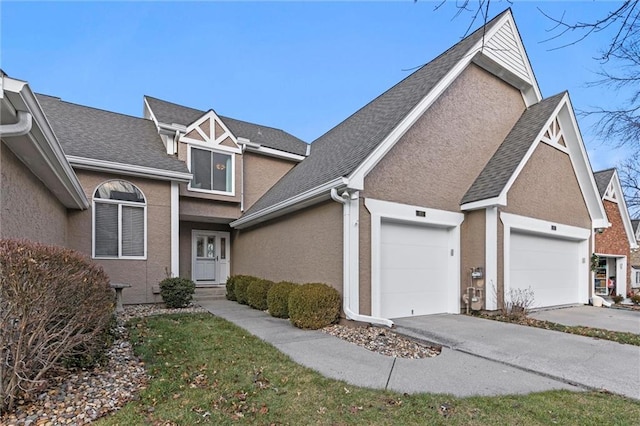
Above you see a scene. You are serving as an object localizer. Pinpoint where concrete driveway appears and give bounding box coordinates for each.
[394,314,640,400]
[529,305,640,334]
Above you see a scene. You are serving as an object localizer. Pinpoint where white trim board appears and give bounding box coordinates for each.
[68,156,192,183]
[365,198,464,317]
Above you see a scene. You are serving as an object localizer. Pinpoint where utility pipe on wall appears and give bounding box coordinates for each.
[331,187,394,328]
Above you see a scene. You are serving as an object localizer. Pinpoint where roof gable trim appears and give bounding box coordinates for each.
[604,169,639,248]
[180,110,241,154]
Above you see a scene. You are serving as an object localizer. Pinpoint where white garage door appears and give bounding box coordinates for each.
[380,220,451,318]
[510,231,581,308]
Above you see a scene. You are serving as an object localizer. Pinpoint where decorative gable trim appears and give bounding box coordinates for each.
[348,10,542,191]
[603,181,618,203]
[180,110,241,154]
[539,117,569,154]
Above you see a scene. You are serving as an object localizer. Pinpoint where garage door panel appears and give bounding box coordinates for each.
[510,232,580,308]
[380,221,452,318]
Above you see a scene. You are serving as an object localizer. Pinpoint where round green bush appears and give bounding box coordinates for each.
[226,275,241,301]
[234,275,258,305]
[288,283,341,329]
[267,281,297,318]
[247,279,275,310]
[159,277,196,308]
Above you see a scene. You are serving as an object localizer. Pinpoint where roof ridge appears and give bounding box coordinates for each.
[37,93,152,122]
[594,167,617,174]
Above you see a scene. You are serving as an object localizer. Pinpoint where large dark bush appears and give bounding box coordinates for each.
[159,277,196,308]
[0,239,115,413]
[267,281,297,318]
[288,283,341,329]
[247,279,275,310]
[234,275,258,305]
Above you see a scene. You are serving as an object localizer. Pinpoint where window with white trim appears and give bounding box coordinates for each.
[93,180,146,259]
[636,270,640,285]
[189,147,233,194]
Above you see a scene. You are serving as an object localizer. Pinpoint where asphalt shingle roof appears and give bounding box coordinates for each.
[593,168,615,198]
[144,96,308,156]
[460,92,566,205]
[245,10,511,216]
[36,94,189,174]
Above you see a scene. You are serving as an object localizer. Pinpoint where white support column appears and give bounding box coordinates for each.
[170,181,180,277]
[485,206,498,310]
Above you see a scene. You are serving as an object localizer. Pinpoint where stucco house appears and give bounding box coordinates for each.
[592,169,638,298]
[1,9,614,324]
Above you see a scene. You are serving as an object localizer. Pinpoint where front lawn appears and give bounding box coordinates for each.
[98,313,640,425]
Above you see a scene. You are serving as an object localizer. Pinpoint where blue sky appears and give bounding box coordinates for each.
[0,1,631,171]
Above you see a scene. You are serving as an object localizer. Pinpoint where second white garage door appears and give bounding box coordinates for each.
[510,231,581,308]
[380,220,452,318]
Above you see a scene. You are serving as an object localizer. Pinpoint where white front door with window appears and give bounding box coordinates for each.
[192,230,230,285]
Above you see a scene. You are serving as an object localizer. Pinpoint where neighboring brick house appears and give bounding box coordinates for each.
[593,169,639,297]
[631,219,640,291]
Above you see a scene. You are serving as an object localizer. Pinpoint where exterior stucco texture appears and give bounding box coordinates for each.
[0,142,68,245]
[232,201,343,292]
[67,170,172,304]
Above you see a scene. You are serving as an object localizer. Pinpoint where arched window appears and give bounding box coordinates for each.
[93,180,146,259]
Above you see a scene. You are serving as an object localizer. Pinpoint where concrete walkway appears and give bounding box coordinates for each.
[199,300,580,397]
[529,305,640,334]
[394,314,640,400]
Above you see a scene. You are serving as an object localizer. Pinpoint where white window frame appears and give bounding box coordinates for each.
[92,181,147,260]
[187,145,235,196]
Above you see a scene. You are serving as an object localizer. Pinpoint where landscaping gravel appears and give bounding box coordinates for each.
[322,324,441,359]
[1,304,437,425]
[0,304,208,426]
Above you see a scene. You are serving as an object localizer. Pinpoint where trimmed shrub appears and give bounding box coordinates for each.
[0,239,115,413]
[226,275,240,301]
[235,275,258,305]
[267,281,297,318]
[159,277,196,308]
[631,294,640,305]
[247,279,275,310]
[612,294,624,304]
[288,283,341,329]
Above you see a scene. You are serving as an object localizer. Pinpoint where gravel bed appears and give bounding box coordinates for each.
[1,304,207,426]
[322,324,441,359]
[2,304,436,425]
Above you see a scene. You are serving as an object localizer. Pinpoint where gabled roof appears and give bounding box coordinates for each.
[243,10,511,217]
[144,96,307,156]
[594,168,615,198]
[593,167,638,248]
[461,92,566,205]
[37,94,190,176]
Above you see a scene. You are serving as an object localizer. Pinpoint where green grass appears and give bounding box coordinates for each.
[98,313,640,425]
[480,314,640,346]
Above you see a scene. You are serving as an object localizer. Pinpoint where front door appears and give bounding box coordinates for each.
[192,230,230,285]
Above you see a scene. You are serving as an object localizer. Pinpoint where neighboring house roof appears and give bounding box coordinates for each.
[244,10,510,216]
[36,94,189,175]
[144,96,308,156]
[461,92,566,205]
[593,167,639,249]
[594,168,616,198]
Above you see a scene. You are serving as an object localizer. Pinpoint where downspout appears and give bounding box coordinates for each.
[240,144,246,212]
[331,188,394,328]
[0,111,32,137]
